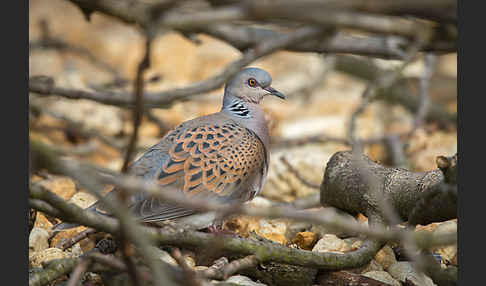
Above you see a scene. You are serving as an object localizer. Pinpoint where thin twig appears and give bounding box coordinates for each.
[345,34,444,285]
[30,184,454,271]
[220,255,259,280]
[200,257,229,279]
[118,32,155,286]
[280,156,320,189]
[348,37,427,152]
[121,33,154,173]
[30,26,331,108]
[58,228,98,250]
[409,53,437,136]
[88,252,127,271]
[171,248,203,286]
[66,257,91,286]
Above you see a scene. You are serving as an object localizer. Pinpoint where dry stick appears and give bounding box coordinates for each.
[29,253,127,286]
[249,2,426,38]
[29,198,62,218]
[386,53,437,168]
[280,156,320,189]
[201,24,454,60]
[29,258,79,286]
[31,166,176,285]
[272,134,350,149]
[199,255,258,280]
[29,141,456,275]
[171,248,203,286]
[58,228,97,250]
[29,140,456,249]
[220,255,259,280]
[88,252,127,271]
[29,26,329,108]
[75,156,457,248]
[63,166,178,286]
[409,53,437,137]
[254,0,457,23]
[121,33,153,173]
[30,184,455,271]
[199,257,229,280]
[68,0,441,39]
[346,38,452,285]
[118,33,154,286]
[283,193,321,210]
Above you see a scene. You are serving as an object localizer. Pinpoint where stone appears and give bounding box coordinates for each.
[30,247,67,267]
[34,212,56,230]
[224,275,267,286]
[291,231,318,250]
[48,99,124,136]
[195,266,209,271]
[356,213,369,226]
[69,243,84,257]
[343,237,363,252]
[285,221,313,242]
[450,253,457,266]
[223,215,260,238]
[150,246,177,267]
[415,222,441,232]
[50,226,87,249]
[309,208,358,238]
[312,234,346,253]
[246,196,273,208]
[68,192,97,209]
[434,245,457,266]
[37,176,76,200]
[431,220,457,265]
[388,262,437,286]
[362,271,401,286]
[256,219,288,245]
[375,245,397,270]
[348,259,383,274]
[432,220,457,237]
[29,227,50,255]
[263,146,339,202]
[182,251,196,269]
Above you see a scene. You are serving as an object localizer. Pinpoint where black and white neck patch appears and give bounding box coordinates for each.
[229,101,250,117]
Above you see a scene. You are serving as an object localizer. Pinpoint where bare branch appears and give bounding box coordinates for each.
[30,26,330,108]
[280,156,320,189]
[66,257,91,286]
[121,33,154,172]
[57,228,97,250]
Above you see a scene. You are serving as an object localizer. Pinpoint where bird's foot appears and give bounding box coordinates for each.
[205,224,237,236]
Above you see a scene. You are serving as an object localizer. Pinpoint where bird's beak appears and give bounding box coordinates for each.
[263,86,286,100]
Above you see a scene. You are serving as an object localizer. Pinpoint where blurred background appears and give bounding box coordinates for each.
[30,0,457,203]
[29,1,458,282]
[29,0,457,236]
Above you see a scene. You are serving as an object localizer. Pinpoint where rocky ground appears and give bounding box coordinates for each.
[29,0,457,285]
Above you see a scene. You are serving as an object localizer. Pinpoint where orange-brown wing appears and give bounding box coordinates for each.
[129,122,266,223]
[157,122,266,198]
[92,122,266,223]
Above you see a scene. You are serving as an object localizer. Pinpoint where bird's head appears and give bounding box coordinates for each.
[224,67,285,104]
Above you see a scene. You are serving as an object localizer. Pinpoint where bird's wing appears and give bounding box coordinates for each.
[96,120,267,223]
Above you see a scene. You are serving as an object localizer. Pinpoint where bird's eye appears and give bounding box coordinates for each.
[248,78,257,87]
